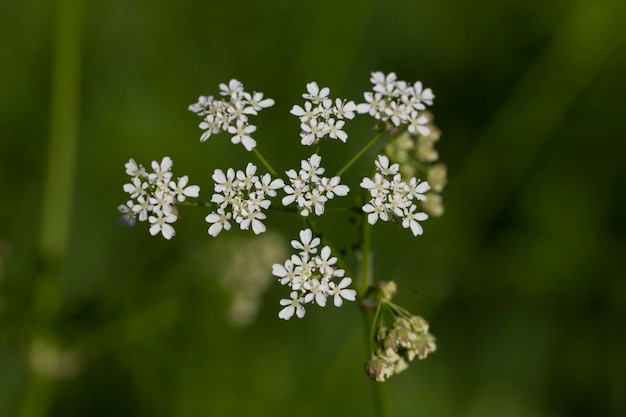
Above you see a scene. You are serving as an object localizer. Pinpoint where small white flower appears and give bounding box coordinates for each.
[363,199,388,225]
[303,279,328,307]
[302,81,330,104]
[132,195,152,221]
[117,200,136,227]
[228,119,257,151]
[333,99,356,119]
[290,101,319,122]
[123,177,148,199]
[149,190,174,215]
[402,206,428,236]
[256,173,285,197]
[300,153,324,182]
[291,228,320,255]
[278,291,306,320]
[169,175,200,202]
[125,159,145,178]
[149,157,174,184]
[239,209,267,234]
[374,155,399,176]
[205,208,232,237]
[244,91,275,112]
[327,119,347,142]
[213,168,237,195]
[219,79,244,97]
[327,277,357,307]
[315,246,338,277]
[272,258,298,286]
[148,211,177,240]
[199,114,221,142]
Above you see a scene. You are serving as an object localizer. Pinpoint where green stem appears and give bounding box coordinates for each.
[336,130,385,177]
[358,203,393,417]
[18,0,82,416]
[252,148,278,176]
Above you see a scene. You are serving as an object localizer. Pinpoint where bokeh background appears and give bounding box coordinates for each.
[1,0,625,416]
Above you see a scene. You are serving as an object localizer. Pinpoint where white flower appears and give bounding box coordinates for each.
[239,209,267,234]
[303,279,328,306]
[244,91,275,112]
[363,199,388,225]
[205,208,232,237]
[148,211,177,240]
[117,200,136,227]
[413,81,434,106]
[132,195,152,221]
[148,157,173,184]
[256,173,285,197]
[169,175,200,202]
[300,118,326,146]
[401,206,428,236]
[219,79,244,97]
[212,168,237,195]
[290,101,319,122]
[300,153,324,182]
[291,228,320,255]
[328,277,357,307]
[407,111,430,136]
[149,190,174,215]
[123,177,148,199]
[315,246,338,277]
[374,155,399,176]
[278,291,306,320]
[327,119,347,142]
[333,99,356,119]
[199,114,221,142]
[320,176,349,198]
[125,158,145,178]
[282,180,308,207]
[302,81,330,104]
[228,119,257,151]
[272,258,298,286]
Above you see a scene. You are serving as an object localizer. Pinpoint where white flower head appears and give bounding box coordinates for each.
[273,229,356,319]
[189,79,274,150]
[282,154,350,216]
[278,291,306,320]
[119,157,199,239]
[361,154,431,236]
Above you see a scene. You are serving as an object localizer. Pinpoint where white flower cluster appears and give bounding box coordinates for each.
[272,229,357,320]
[282,153,350,216]
[356,71,434,136]
[360,155,430,236]
[205,163,284,236]
[118,157,200,240]
[188,79,275,151]
[290,82,357,146]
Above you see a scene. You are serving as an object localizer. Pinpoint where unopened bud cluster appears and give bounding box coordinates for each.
[364,281,436,382]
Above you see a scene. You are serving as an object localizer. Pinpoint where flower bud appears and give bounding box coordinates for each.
[365,357,392,382]
[378,280,397,302]
[427,163,447,193]
[422,192,444,217]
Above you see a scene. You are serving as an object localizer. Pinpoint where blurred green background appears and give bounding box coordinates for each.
[1,0,626,416]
